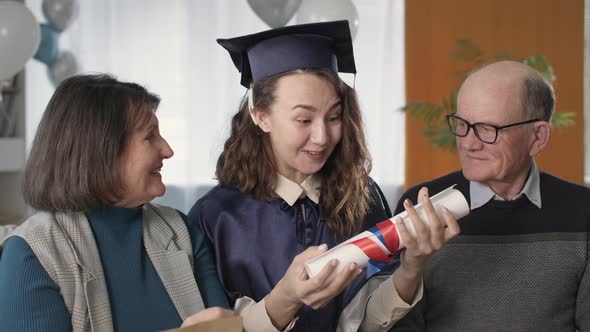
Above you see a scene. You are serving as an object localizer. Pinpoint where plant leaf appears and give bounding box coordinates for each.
[422,126,457,151]
[442,96,449,111]
[551,112,575,129]
[522,55,555,82]
[449,91,457,114]
[453,39,484,62]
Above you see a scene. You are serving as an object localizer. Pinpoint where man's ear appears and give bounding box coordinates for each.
[529,121,551,157]
[254,108,271,133]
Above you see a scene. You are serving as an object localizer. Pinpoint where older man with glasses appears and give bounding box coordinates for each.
[391,60,590,331]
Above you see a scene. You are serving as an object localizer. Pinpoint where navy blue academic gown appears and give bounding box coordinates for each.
[188,179,393,332]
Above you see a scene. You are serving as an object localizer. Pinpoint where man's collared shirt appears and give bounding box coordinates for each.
[470,160,542,210]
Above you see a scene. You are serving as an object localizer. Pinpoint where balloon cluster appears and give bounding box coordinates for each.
[0,0,80,136]
[247,0,360,39]
[34,0,80,87]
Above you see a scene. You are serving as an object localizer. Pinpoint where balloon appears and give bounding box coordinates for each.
[34,24,60,66]
[296,0,360,40]
[42,0,80,32]
[47,51,79,87]
[0,2,41,80]
[248,0,302,28]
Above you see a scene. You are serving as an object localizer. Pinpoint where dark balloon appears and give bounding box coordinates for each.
[47,51,79,87]
[247,0,302,28]
[42,0,79,32]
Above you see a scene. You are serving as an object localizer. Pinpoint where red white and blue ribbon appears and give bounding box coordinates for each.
[351,219,400,277]
[304,186,469,279]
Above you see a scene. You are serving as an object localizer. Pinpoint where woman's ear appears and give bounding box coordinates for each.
[254,108,271,133]
[529,121,551,157]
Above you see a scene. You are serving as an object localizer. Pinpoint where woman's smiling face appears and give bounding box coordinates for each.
[255,73,342,184]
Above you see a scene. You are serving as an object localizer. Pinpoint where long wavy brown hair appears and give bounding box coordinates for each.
[217,68,373,240]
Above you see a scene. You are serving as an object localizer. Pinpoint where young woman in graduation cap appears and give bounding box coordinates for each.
[188,20,460,331]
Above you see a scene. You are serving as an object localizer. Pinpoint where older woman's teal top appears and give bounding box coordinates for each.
[0,206,229,332]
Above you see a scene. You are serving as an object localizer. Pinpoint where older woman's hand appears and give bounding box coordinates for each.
[265,245,363,329]
[181,307,236,328]
[393,186,461,303]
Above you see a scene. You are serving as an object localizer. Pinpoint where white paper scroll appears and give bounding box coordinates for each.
[304,185,470,278]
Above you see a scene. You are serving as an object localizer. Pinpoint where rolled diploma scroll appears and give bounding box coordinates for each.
[304,185,470,278]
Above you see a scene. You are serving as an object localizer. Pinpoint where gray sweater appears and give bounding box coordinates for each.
[391,171,590,331]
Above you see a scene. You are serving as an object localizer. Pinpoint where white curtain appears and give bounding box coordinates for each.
[25,0,406,212]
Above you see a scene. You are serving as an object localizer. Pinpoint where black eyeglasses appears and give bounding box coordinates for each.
[446,114,542,144]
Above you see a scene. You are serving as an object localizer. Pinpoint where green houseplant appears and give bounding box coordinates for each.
[401,39,575,151]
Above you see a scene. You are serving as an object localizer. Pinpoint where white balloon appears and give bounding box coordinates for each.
[47,51,79,87]
[296,0,360,40]
[0,2,41,80]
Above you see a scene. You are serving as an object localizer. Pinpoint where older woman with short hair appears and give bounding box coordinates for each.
[0,74,233,331]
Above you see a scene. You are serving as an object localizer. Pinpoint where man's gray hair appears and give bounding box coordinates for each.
[521,73,555,122]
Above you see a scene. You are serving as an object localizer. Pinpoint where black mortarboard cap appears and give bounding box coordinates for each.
[217,20,356,87]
